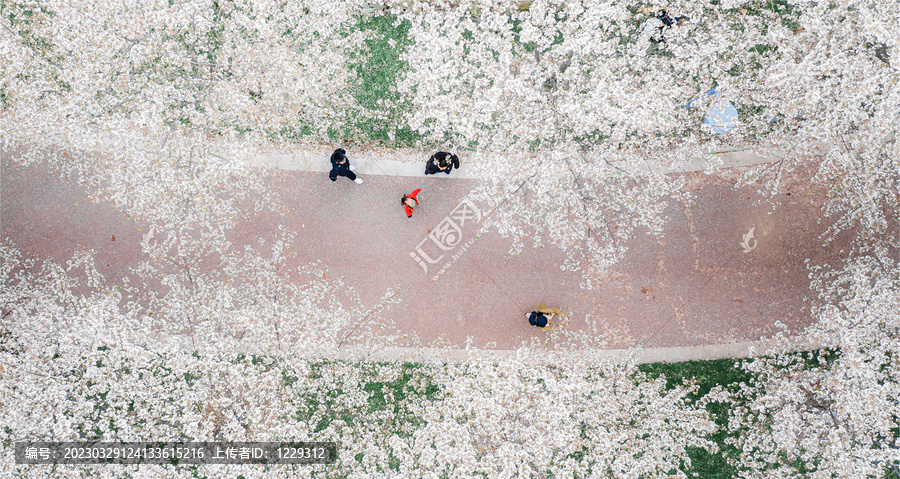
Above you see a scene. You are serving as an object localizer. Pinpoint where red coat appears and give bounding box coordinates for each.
[404,189,421,217]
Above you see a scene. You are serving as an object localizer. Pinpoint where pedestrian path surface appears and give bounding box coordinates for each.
[2,150,850,354]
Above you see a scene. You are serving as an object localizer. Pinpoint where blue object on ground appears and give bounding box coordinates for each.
[704,98,739,134]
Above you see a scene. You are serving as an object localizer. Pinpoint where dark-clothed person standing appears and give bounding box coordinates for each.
[329,148,363,184]
[424,152,459,175]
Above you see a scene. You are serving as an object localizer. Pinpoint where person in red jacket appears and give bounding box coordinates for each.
[401,188,421,218]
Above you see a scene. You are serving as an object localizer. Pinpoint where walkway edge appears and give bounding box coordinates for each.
[335,338,823,365]
[78,132,823,177]
[247,144,818,178]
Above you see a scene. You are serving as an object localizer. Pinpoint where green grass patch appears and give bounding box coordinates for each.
[638,350,847,478]
[726,0,801,31]
[362,362,441,414]
[342,14,421,147]
[639,358,754,479]
[286,356,768,475]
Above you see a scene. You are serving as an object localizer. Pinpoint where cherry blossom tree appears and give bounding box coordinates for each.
[1,0,373,145]
[710,7,900,472]
[711,254,900,478]
[392,350,718,478]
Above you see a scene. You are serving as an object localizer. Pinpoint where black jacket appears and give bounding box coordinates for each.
[425,152,459,174]
[528,312,549,328]
[329,148,353,180]
[330,148,347,169]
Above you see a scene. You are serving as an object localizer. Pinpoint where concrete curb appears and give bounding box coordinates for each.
[84,131,817,178]
[247,144,818,178]
[335,339,822,364]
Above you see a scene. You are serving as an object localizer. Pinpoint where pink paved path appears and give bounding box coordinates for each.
[2,154,853,350]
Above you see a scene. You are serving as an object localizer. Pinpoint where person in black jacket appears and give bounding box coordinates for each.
[424,152,459,175]
[329,148,363,184]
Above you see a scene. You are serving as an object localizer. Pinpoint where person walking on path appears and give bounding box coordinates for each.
[525,303,565,331]
[424,152,459,175]
[401,188,421,218]
[329,148,363,184]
